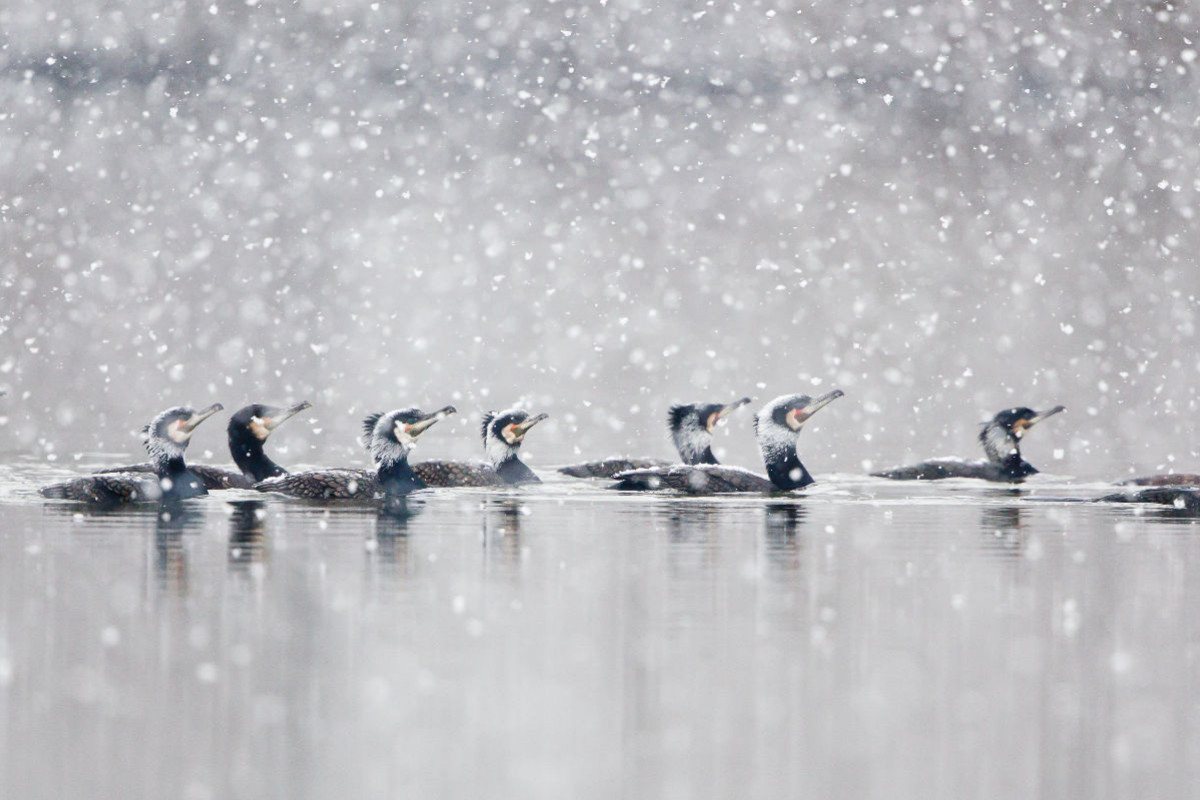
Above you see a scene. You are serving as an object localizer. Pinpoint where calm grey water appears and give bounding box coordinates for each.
[1,459,1198,799]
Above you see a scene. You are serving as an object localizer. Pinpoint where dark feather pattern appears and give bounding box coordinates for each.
[871,458,1034,482]
[413,460,503,487]
[192,464,254,490]
[557,458,670,479]
[40,473,164,504]
[255,469,378,500]
[666,404,689,432]
[1102,487,1200,512]
[94,462,155,475]
[480,412,496,447]
[361,413,384,442]
[94,461,250,490]
[611,465,777,494]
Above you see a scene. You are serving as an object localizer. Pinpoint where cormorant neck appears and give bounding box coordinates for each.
[982,424,1021,466]
[763,446,814,490]
[152,452,189,478]
[496,455,539,485]
[673,425,715,466]
[998,452,1038,479]
[758,426,814,490]
[153,454,208,499]
[230,428,286,482]
[377,454,425,496]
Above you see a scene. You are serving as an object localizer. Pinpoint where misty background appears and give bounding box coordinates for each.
[1,0,1197,478]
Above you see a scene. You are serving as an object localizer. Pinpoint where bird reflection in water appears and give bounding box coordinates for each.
[658,503,723,578]
[979,504,1026,554]
[763,501,807,575]
[227,500,269,570]
[660,503,721,546]
[371,496,424,581]
[482,497,526,572]
[155,502,201,597]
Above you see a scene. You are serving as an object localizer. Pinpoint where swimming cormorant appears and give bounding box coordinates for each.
[871,405,1065,482]
[414,408,548,486]
[253,406,455,500]
[94,401,311,489]
[1100,486,1200,513]
[559,397,752,479]
[611,390,844,494]
[40,404,224,504]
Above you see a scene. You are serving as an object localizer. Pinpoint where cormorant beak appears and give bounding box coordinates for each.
[718,397,753,419]
[179,403,224,435]
[511,412,549,439]
[1016,405,1065,435]
[261,400,313,432]
[408,405,457,437]
[707,397,753,432]
[795,389,845,425]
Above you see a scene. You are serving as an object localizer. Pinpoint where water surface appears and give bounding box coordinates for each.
[1,459,1197,799]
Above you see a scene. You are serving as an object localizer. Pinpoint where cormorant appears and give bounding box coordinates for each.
[94,401,312,489]
[40,404,224,504]
[1100,486,1200,514]
[414,408,548,486]
[611,390,844,494]
[871,405,1065,482]
[559,397,752,479]
[253,406,455,500]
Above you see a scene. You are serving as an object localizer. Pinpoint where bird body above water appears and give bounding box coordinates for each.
[40,404,224,505]
[871,406,1065,483]
[612,390,844,494]
[254,406,455,500]
[560,397,752,485]
[414,409,548,487]
[94,401,312,489]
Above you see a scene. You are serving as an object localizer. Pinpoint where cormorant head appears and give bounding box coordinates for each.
[363,405,456,465]
[143,403,224,463]
[668,397,752,464]
[230,401,313,442]
[754,390,844,456]
[482,408,549,465]
[980,405,1065,464]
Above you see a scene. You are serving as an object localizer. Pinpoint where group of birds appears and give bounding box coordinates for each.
[35,391,1199,511]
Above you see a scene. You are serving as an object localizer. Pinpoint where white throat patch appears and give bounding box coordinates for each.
[755,398,800,467]
[486,426,519,467]
[982,423,1019,463]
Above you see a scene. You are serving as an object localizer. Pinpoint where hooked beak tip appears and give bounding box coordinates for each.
[181,403,223,432]
[1029,405,1066,425]
[515,412,550,434]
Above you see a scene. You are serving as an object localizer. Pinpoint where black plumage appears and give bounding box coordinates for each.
[560,397,751,481]
[558,458,668,479]
[41,404,223,505]
[612,391,843,494]
[414,409,548,487]
[871,406,1065,483]
[94,401,311,489]
[255,406,455,500]
[1101,487,1200,513]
